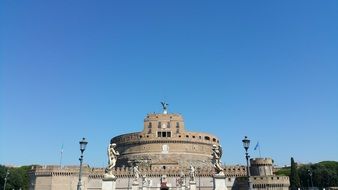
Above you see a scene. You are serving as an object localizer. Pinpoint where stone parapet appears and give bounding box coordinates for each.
[251,175,290,189]
[29,165,248,179]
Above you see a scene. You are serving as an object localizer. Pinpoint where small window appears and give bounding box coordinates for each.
[158,132,162,137]
[213,138,216,142]
[148,122,152,128]
[192,136,196,138]
[167,122,170,128]
[176,122,180,128]
[204,136,210,140]
[162,132,167,137]
[179,135,181,138]
[186,135,189,138]
[176,129,180,134]
[158,122,161,128]
[148,129,151,134]
[167,132,171,137]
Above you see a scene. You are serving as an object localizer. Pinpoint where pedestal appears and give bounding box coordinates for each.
[132,181,139,190]
[142,182,148,190]
[213,174,227,190]
[102,177,116,190]
[189,181,196,190]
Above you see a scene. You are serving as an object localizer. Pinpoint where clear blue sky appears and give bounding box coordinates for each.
[1,0,337,167]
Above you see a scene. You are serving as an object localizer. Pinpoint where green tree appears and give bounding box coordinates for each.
[298,161,338,188]
[0,165,31,190]
[290,157,301,190]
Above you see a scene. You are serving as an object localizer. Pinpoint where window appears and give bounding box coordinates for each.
[158,122,161,128]
[204,136,210,140]
[158,131,171,138]
[148,122,152,128]
[167,122,170,128]
[176,122,180,128]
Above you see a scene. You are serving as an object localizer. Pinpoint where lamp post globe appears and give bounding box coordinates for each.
[77,137,88,190]
[80,138,88,153]
[242,136,250,152]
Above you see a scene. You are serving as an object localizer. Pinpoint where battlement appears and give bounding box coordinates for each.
[145,113,184,121]
[250,158,273,166]
[29,165,248,179]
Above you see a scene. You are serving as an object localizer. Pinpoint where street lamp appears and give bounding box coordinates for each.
[3,169,9,190]
[242,136,251,190]
[77,137,88,190]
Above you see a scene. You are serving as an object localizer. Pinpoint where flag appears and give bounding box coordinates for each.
[61,144,64,153]
[254,142,259,150]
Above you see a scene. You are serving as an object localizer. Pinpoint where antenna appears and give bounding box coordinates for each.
[60,144,64,168]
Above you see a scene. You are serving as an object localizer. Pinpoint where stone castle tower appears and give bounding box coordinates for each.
[111,109,220,170]
[250,158,274,176]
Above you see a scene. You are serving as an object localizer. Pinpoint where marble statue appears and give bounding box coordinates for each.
[189,165,195,182]
[133,166,141,181]
[212,144,224,174]
[105,143,119,178]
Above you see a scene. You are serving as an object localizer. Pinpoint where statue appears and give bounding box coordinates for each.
[189,165,195,182]
[178,171,185,187]
[212,144,224,174]
[142,174,148,186]
[161,102,169,114]
[105,143,119,178]
[133,166,141,181]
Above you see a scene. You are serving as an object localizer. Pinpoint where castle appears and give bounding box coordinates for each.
[29,105,289,190]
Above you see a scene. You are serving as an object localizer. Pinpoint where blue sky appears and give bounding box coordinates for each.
[1,0,337,167]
